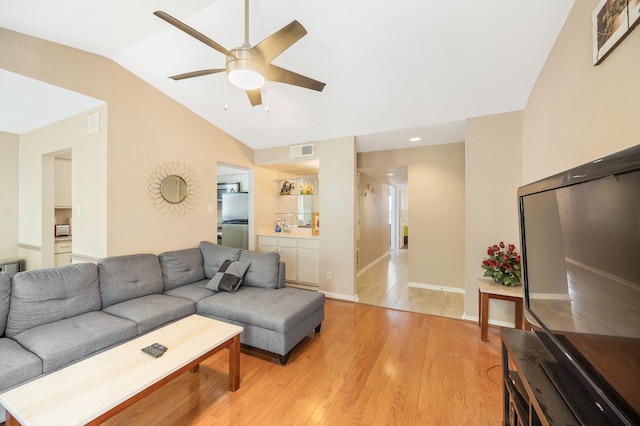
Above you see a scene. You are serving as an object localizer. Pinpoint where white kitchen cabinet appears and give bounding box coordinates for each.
[54,240,72,267]
[299,239,320,285]
[257,235,319,286]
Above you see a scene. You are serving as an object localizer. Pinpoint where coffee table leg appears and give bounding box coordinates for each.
[229,334,240,391]
[6,411,21,426]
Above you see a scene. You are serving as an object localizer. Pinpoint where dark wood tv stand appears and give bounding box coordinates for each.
[500,328,578,426]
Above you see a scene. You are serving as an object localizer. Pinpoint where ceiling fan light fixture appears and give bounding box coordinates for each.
[227,48,266,90]
[228,68,265,90]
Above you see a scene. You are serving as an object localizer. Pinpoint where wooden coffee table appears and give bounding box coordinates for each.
[0,314,243,426]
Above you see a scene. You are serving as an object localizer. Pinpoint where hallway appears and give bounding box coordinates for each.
[356,249,465,319]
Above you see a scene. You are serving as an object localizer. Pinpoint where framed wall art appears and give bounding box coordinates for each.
[630,0,640,28]
[592,0,636,65]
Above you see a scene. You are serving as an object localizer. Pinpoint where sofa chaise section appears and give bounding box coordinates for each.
[197,286,324,364]
[98,254,195,334]
[195,241,324,364]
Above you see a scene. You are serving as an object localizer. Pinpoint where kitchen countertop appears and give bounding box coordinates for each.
[54,236,72,242]
[257,231,319,239]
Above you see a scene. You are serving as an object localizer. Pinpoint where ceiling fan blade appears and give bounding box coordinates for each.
[252,20,307,63]
[154,11,236,58]
[169,69,225,81]
[246,89,262,106]
[266,65,326,92]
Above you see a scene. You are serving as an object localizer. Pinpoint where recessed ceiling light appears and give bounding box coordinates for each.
[409,137,422,142]
[386,173,395,176]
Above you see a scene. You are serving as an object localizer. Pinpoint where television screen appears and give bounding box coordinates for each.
[519,148,640,425]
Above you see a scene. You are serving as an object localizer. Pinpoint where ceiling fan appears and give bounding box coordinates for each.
[154,0,326,107]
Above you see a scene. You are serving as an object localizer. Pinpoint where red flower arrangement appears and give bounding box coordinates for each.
[481,241,521,286]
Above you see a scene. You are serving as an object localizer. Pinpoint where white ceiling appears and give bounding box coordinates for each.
[0,0,574,156]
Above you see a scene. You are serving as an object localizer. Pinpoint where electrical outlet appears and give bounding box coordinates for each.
[326,271,332,280]
[208,204,213,214]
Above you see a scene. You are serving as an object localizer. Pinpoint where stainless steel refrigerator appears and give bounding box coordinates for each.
[221,192,249,249]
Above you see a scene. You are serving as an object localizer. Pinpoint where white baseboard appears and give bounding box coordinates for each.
[462,314,515,328]
[407,282,465,294]
[356,252,390,276]
[322,291,358,302]
[529,293,571,300]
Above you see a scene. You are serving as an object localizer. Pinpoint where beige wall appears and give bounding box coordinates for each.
[465,0,640,325]
[1,28,253,256]
[0,131,19,259]
[357,174,390,269]
[18,105,108,268]
[358,143,466,290]
[255,137,357,299]
[522,0,640,182]
[464,111,523,323]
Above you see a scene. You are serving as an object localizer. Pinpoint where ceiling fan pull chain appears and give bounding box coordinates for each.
[224,77,229,110]
[265,82,270,113]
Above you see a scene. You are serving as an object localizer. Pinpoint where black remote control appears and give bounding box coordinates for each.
[141,343,168,358]
[151,343,167,352]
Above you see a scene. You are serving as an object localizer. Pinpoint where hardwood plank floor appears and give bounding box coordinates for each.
[103,300,503,425]
[357,249,465,319]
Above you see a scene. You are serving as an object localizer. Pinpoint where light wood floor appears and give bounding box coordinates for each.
[357,249,465,319]
[104,300,503,425]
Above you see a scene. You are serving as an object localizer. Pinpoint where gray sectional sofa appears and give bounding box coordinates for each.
[0,241,325,423]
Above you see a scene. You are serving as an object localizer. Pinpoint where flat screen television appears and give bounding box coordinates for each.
[518,144,640,425]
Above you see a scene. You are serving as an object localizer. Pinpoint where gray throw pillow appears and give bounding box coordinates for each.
[206,260,251,293]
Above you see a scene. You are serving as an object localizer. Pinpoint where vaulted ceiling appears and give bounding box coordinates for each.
[0,0,574,153]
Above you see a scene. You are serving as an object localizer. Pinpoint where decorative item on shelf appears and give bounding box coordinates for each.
[275,218,282,233]
[312,212,320,236]
[148,162,200,216]
[481,241,521,286]
[279,180,295,195]
[300,182,314,195]
[282,216,291,233]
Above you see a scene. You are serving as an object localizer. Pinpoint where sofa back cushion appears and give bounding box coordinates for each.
[5,264,101,338]
[199,241,241,278]
[238,250,281,289]
[158,248,205,290]
[98,254,164,308]
[0,272,11,336]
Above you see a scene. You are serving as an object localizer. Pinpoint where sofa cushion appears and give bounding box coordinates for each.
[197,286,325,333]
[0,337,43,392]
[238,250,281,289]
[199,241,241,278]
[11,311,138,373]
[0,272,11,336]
[206,260,251,293]
[5,264,101,338]
[98,254,164,308]
[158,248,205,290]
[164,279,214,303]
[102,294,195,335]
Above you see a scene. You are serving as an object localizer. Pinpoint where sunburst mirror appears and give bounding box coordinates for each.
[148,162,200,216]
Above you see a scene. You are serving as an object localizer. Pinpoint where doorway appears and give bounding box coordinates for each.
[217,164,250,250]
[42,149,73,269]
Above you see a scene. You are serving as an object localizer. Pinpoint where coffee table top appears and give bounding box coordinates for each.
[0,314,242,426]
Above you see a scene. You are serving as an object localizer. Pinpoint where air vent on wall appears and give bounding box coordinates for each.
[290,143,314,158]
